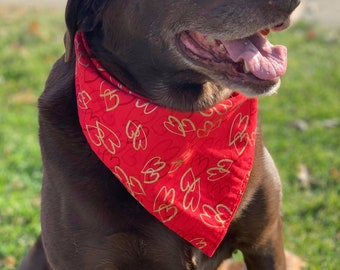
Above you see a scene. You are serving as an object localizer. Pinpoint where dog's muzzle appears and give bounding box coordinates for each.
[271,0,301,13]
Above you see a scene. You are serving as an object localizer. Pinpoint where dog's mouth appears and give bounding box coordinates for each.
[177,21,290,95]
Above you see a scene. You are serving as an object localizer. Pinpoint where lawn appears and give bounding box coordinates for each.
[0,6,339,270]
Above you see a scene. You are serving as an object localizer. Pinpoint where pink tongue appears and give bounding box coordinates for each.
[222,34,287,80]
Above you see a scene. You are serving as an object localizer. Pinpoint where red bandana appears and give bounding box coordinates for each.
[75,32,258,257]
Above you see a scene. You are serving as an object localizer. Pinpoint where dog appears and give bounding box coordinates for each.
[19,0,300,269]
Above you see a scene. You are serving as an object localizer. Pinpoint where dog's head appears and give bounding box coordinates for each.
[65,0,300,111]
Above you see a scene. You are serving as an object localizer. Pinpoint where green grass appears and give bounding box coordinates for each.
[0,7,339,270]
[262,23,340,269]
[0,7,65,269]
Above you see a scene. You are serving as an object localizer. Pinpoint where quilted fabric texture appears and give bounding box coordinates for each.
[75,32,258,256]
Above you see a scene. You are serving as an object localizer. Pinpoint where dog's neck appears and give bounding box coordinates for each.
[74,31,258,257]
[83,31,235,112]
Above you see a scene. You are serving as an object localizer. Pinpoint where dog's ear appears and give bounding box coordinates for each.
[64,0,107,62]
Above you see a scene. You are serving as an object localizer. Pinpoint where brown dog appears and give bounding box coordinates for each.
[19,0,300,269]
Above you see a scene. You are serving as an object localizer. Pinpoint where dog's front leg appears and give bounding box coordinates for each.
[242,217,286,270]
[17,235,51,270]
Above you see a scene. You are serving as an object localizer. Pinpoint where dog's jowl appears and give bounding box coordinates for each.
[19,0,300,269]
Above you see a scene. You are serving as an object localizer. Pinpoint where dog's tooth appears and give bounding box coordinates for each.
[206,36,215,44]
[243,61,250,73]
[218,43,226,52]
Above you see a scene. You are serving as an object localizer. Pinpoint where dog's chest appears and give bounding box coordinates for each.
[74,32,258,257]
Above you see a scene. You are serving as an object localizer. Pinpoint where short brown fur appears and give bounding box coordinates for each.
[19,1,300,269]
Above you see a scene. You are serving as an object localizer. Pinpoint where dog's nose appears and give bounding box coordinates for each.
[271,0,301,13]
